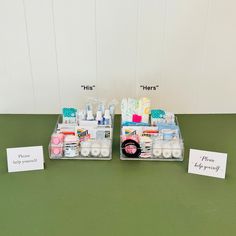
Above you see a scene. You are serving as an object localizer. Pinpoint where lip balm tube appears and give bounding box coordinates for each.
[172,141,182,158]
[80,141,91,157]
[162,141,172,158]
[152,140,162,158]
[91,142,101,157]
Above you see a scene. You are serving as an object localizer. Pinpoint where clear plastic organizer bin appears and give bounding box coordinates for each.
[49,113,114,160]
[120,117,184,161]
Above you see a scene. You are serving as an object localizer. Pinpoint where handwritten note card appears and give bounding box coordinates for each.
[188,149,227,179]
[7,146,44,173]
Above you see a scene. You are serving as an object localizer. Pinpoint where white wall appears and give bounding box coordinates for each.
[0,0,236,114]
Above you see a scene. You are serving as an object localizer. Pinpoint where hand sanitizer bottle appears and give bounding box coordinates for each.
[96,111,103,125]
[87,110,94,121]
[103,109,111,125]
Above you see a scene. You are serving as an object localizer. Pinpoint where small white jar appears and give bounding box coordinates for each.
[162,141,172,158]
[80,141,91,157]
[100,140,111,157]
[91,142,101,157]
[152,140,162,158]
[172,141,182,158]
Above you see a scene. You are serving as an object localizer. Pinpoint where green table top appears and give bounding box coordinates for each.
[0,114,235,236]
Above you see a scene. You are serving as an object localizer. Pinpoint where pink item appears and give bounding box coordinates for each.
[132,114,142,123]
[51,133,64,145]
[51,146,63,155]
[124,145,137,154]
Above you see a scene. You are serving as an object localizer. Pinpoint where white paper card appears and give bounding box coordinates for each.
[188,149,227,179]
[7,146,44,173]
